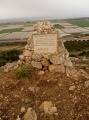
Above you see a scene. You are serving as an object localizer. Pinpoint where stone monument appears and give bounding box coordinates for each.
[18,21,73,74]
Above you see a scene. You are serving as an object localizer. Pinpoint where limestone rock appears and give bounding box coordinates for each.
[16,116,21,120]
[38,70,45,75]
[24,108,37,120]
[64,59,73,67]
[17,60,23,65]
[40,101,57,115]
[41,58,50,67]
[43,54,51,60]
[19,55,25,61]
[31,61,42,69]
[32,54,42,61]
[49,65,65,73]
[69,86,75,91]
[85,80,89,87]
[50,55,64,65]
[21,107,26,113]
[23,50,32,57]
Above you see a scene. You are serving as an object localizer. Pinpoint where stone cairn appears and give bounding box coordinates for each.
[18,21,74,75]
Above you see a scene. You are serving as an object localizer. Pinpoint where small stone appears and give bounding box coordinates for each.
[50,55,64,65]
[64,59,73,67]
[69,86,75,91]
[40,101,57,115]
[38,71,45,75]
[41,59,50,67]
[28,86,40,92]
[32,54,42,61]
[23,50,32,57]
[21,107,26,113]
[31,61,42,69]
[24,108,37,120]
[49,65,65,73]
[85,80,89,87]
[25,98,31,104]
[17,60,23,65]
[16,115,21,120]
[19,55,25,61]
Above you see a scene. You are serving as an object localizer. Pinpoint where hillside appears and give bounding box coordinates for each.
[0,69,89,120]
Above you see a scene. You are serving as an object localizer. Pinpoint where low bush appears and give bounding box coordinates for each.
[69,54,76,57]
[0,59,6,67]
[78,51,89,57]
[0,49,22,67]
[16,65,34,79]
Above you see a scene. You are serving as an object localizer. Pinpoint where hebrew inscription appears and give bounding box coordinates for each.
[33,34,57,54]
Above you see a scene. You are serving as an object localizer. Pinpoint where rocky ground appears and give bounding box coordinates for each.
[0,69,89,120]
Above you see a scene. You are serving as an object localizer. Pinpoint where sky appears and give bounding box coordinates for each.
[0,0,89,20]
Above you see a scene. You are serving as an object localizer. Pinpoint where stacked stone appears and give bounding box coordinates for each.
[18,21,73,74]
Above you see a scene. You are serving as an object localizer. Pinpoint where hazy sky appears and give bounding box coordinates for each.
[0,0,89,20]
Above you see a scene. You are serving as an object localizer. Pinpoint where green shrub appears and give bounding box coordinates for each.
[0,59,6,67]
[16,65,34,79]
[78,51,89,57]
[5,49,22,61]
[69,54,76,57]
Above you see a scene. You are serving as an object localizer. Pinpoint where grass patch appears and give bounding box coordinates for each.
[54,24,64,29]
[68,20,89,27]
[0,28,23,34]
[16,65,34,79]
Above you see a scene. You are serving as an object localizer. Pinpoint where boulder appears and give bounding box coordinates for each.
[32,54,42,61]
[41,58,50,67]
[19,55,25,61]
[31,61,42,69]
[50,55,64,65]
[23,50,32,57]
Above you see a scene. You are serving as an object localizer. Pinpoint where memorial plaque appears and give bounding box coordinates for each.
[33,34,57,54]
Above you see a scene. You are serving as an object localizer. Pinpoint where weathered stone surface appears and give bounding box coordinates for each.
[41,58,50,67]
[32,54,42,61]
[85,80,89,87]
[69,86,75,91]
[66,67,80,79]
[17,60,23,65]
[49,65,65,73]
[43,54,51,60]
[24,108,37,120]
[40,101,57,115]
[31,61,42,69]
[4,62,18,72]
[64,59,73,67]
[38,70,45,75]
[21,107,26,113]
[23,50,32,57]
[19,55,25,61]
[16,116,21,120]
[50,55,64,65]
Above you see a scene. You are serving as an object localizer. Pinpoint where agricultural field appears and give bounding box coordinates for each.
[0,28,23,34]
[54,24,64,29]
[68,20,89,27]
